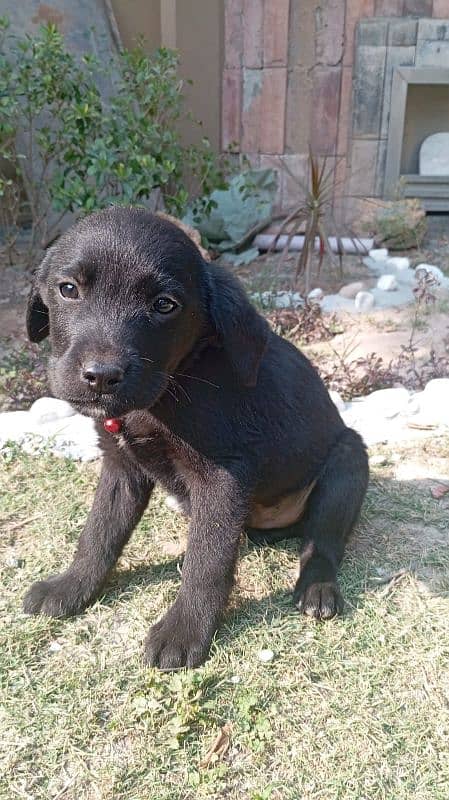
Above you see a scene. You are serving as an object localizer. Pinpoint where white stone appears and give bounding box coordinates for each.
[354,291,375,312]
[376,274,398,291]
[291,292,304,307]
[413,381,449,427]
[415,264,445,284]
[258,648,274,663]
[386,256,410,271]
[274,291,292,309]
[424,378,449,397]
[419,132,449,176]
[0,406,100,461]
[230,675,241,684]
[165,495,183,513]
[339,281,366,299]
[49,641,62,652]
[307,287,324,302]
[29,397,75,424]
[364,387,410,418]
[369,248,389,261]
[261,291,272,307]
[329,390,346,413]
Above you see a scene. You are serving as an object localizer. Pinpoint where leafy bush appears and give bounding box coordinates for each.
[360,197,427,250]
[0,18,226,265]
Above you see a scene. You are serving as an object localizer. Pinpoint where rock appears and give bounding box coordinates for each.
[261,291,273,308]
[355,291,375,312]
[386,256,410,271]
[369,248,389,261]
[424,378,449,397]
[307,288,324,302]
[339,281,367,299]
[329,390,346,413]
[419,132,449,176]
[376,274,398,291]
[364,387,410,418]
[291,292,303,307]
[415,264,445,284]
[274,291,292,309]
[413,380,449,427]
[29,397,75,424]
[0,405,100,461]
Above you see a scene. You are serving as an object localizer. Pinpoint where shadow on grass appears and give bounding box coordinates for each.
[47,475,449,645]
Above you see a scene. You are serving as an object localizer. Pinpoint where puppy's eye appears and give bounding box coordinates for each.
[59,283,79,300]
[153,297,178,315]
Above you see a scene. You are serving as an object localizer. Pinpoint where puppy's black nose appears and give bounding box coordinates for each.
[81,363,125,393]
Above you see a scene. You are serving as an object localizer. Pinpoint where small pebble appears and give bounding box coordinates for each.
[258,648,274,663]
[230,675,241,684]
[5,555,23,568]
[49,641,62,652]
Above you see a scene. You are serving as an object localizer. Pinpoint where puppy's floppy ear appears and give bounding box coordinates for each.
[26,286,49,342]
[205,263,269,387]
[26,249,53,342]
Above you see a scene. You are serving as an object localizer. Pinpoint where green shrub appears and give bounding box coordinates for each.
[0,18,226,265]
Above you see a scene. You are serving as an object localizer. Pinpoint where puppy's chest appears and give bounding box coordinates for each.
[117,412,204,484]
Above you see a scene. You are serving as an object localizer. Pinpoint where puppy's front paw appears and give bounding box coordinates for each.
[294,579,343,620]
[23,572,89,617]
[144,600,215,669]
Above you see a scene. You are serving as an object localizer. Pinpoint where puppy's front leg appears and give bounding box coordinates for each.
[145,470,247,669]
[23,456,153,617]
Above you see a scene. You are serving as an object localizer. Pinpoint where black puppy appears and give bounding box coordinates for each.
[24,207,368,669]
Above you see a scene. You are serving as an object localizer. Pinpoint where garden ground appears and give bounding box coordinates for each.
[1,231,449,799]
[1,437,449,799]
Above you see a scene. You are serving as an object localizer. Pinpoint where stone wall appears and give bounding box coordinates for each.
[222,0,449,223]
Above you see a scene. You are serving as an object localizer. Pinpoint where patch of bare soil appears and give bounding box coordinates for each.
[0,257,30,344]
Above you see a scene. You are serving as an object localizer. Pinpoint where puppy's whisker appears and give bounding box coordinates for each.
[175,372,220,389]
[169,377,192,405]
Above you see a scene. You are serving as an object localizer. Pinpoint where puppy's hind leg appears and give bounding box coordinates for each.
[293,427,368,620]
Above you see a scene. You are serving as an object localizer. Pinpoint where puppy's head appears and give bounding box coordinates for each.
[27,206,268,419]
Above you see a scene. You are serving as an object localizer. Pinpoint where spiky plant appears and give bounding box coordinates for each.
[271,149,347,295]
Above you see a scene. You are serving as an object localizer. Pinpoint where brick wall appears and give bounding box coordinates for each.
[222,0,449,222]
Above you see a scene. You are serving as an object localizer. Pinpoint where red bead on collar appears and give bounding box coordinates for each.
[103,418,123,434]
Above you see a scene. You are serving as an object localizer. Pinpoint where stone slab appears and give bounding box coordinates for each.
[420,132,449,175]
[353,45,387,137]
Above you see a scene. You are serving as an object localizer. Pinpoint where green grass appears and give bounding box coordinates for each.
[1,439,449,800]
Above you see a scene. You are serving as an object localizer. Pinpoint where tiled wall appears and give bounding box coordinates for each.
[222,0,449,221]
